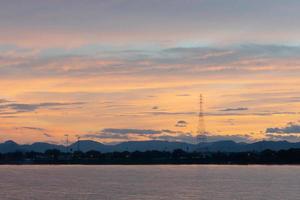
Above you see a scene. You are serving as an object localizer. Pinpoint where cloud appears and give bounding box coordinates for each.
[84,127,254,143]
[265,134,300,142]
[0,101,85,113]
[102,128,162,135]
[147,111,196,116]
[176,94,190,97]
[161,129,178,134]
[223,119,235,126]
[145,110,297,117]
[228,92,300,106]
[175,120,188,127]
[0,99,10,104]
[83,129,183,141]
[2,0,300,48]
[220,107,248,112]
[266,122,300,134]
[83,129,190,142]
[224,108,247,112]
[43,133,52,138]
[150,133,195,143]
[15,126,52,138]
[7,104,40,112]
[83,128,167,141]
[0,115,18,118]
[84,132,130,140]
[2,44,300,79]
[20,126,46,131]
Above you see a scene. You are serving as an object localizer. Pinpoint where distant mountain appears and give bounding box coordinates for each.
[1,140,300,153]
[22,142,65,152]
[69,140,108,152]
[0,141,64,153]
[242,141,300,152]
[196,140,247,152]
[0,140,20,153]
[194,140,300,152]
[114,140,193,152]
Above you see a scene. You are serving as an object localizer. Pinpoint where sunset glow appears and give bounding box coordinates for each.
[1,0,300,144]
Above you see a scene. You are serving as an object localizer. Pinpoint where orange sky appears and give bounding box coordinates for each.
[1,0,300,144]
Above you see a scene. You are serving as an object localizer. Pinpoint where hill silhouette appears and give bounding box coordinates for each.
[1,139,300,153]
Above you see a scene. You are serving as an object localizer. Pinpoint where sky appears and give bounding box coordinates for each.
[1,0,300,144]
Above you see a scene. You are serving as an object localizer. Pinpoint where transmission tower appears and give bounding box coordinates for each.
[196,94,207,143]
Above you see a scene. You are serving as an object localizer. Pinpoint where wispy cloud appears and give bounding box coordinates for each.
[2,44,300,78]
[83,128,255,143]
[83,128,179,141]
[19,126,47,131]
[101,128,162,135]
[176,94,190,97]
[43,133,53,138]
[0,99,11,104]
[152,106,159,110]
[265,134,300,142]
[175,120,188,127]
[220,107,248,112]
[266,122,300,134]
[0,101,85,114]
[146,111,196,116]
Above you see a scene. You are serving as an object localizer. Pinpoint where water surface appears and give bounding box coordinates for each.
[0,165,299,200]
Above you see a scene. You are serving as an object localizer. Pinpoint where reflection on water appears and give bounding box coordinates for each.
[0,165,299,200]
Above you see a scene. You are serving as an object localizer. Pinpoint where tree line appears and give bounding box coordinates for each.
[1,148,300,164]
